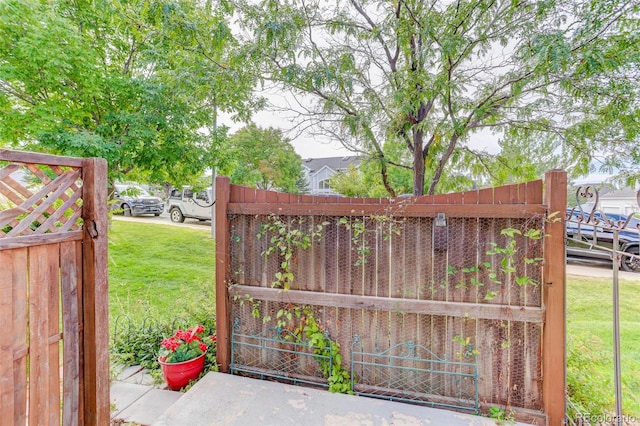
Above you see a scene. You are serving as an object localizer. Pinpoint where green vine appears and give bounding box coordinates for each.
[258,214,328,290]
[487,406,515,425]
[338,215,403,266]
[447,227,543,300]
[448,226,543,363]
[452,334,480,359]
[252,216,352,393]
[298,308,353,394]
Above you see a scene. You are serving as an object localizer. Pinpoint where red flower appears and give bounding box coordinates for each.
[159,325,213,364]
[161,338,181,352]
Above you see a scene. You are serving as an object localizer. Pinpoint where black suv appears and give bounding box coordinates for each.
[566,209,640,272]
[114,184,164,217]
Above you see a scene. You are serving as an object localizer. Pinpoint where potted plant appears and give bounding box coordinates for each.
[158,325,216,390]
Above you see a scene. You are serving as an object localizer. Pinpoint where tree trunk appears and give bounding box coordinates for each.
[379,157,396,197]
[413,129,425,196]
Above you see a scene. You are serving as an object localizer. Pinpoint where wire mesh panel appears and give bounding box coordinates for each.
[230,315,330,388]
[351,336,478,412]
[225,181,548,420]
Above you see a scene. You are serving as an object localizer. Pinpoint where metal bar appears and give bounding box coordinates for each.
[612,229,623,425]
[350,361,476,379]
[350,340,478,414]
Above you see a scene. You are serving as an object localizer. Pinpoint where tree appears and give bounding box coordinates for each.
[240,0,640,195]
[219,123,304,192]
[0,0,259,187]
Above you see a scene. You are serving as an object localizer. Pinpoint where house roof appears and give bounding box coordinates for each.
[302,156,361,174]
[600,187,640,199]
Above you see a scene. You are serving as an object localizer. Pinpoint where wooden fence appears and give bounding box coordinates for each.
[0,149,109,425]
[216,171,567,425]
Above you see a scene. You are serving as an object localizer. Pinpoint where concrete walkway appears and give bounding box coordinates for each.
[111,369,534,425]
[152,372,532,426]
[110,365,182,425]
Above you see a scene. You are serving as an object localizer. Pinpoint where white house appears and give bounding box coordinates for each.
[571,172,640,216]
[597,187,640,216]
[573,184,640,216]
[302,156,361,195]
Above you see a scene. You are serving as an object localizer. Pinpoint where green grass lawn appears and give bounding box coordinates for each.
[566,274,640,417]
[107,221,640,416]
[108,220,216,322]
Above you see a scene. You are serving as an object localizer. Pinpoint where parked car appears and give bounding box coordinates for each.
[114,184,164,217]
[566,208,640,272]
[167,187,213,223]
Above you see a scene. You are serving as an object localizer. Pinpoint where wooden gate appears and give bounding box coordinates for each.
[0,149,109,425]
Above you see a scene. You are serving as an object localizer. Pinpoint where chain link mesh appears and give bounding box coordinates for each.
[229,211,545,412]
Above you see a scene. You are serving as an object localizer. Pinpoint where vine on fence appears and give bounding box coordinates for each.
[337,215,403,266]
[257,214,328,290]
[242,214,547,398]
[446,227,543,300]
[238,215,353,393]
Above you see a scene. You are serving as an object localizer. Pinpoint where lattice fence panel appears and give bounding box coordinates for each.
[0,161,83,238]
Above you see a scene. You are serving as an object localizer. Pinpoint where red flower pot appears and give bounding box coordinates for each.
[158,353,206,390]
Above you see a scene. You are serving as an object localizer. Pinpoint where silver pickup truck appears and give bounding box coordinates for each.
[166,187,214,223]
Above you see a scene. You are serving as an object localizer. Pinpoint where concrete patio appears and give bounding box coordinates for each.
[110,365,182,425]
[110,369,533,426]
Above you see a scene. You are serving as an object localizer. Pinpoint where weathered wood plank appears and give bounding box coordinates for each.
[10,250,28,423]
[81,157,109,426]
[0,149,85,167]
[47,246,61,426]
[526,179,544,205]
[0,162,22,180]
[0,249,28,424]
[0,230,83,250]
[216,176,232,373]
[61,241,82,426]
[0,206,28,223]
[542,170,567,425]
[29,244,59,425]
[228,202,546,218]
[229,286,545,323]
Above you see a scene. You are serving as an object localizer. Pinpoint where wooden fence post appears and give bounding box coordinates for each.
[543,169,567,425]
[81,157,109,425]
[215,176,231,372]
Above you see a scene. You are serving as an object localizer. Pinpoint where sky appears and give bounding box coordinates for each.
[223,93,502,160]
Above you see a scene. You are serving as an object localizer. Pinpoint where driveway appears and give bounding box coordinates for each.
[567,257,640,281]
[111,212,211,232]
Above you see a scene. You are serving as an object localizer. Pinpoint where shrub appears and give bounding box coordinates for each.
[111,315,217,383]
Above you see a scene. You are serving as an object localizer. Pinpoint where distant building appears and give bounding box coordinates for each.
[597,187,640,216]
[574,185,640,216]
[302,156,361,195]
